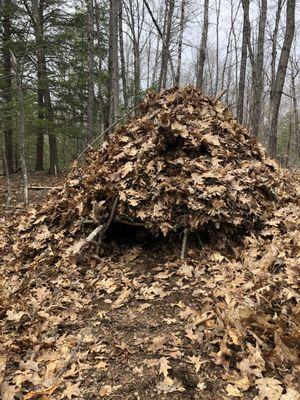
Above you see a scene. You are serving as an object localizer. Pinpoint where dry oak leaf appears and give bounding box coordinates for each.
[6,310,28,323]
[23,383,58,399]
[187,355,204,373]
[156,377,185,394]
[280,389,300,400]
[226,384,242,397]
[254,378,283,400]
[159,357,171,378]
[0,382,18,400]
[61,381,81,399]
[112,287,131,309]
[201,133,220,146]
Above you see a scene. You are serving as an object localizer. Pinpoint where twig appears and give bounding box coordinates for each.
[113,216,146,228]
[55,334,84,379]
[28,186,63,190]
[181,229,188,259]
[77,105,139,162]
[213,88,227,104]
[96,196,119,254]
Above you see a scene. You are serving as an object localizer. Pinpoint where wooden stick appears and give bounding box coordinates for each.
[195,232,204,248]
[77,105,139,162]
[213,88,227,104]
[96,196,119,254]
[113,216,146,228]
[181,229,188,259]
[28,186,63,190]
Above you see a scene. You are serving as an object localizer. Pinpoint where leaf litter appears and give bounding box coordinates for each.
[0,86,299,399]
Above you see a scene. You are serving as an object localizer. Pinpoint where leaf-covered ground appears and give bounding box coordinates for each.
[1,211,299,399]
[1,87,300,399]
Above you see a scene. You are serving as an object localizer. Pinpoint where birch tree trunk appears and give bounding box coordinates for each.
[196,0,209,91]
[268,0,295,158]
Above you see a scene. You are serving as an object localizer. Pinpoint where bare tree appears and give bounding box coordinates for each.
[290,58,300,160]
[23,0,59,174]
[159,0,175,90]
[249,0,267,137]
[87,0,95,144]
[119,0,128,110]
[175,0,186,86]
[214,0,221,95]
[2,0,14,174]
[196,0,209,91]
[10,51,28,205]
[107,0,119,125]
[268,0,296,158]
[236,0,250,123]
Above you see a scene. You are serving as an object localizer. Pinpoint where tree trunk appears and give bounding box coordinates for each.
[175,0,186,86]
[10,51,29,205]
[291,62,300,160]
[268,0,295,158]
[87,0,95,144]
[35,1,45,171]
[24,0,58,173]
[108,0,119,126]
[158,0,175,90]
[236,0,249,124]
[118,1,128,110]
[2,0,14,174]
[249,0,267,137]
[214,0,221,95]
[196,0,209,91]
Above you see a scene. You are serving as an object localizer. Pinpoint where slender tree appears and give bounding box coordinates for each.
[196,0,209,91]
[175,0,186,86]
[87,0,95,144]
[159,0,175,90]
[268,0,296,158]
[2,0,14,173]
[249,0,267,137]
[236,0,250,123]
[107,0,119,125]
[10,51,28,204]
[23,0,59,174]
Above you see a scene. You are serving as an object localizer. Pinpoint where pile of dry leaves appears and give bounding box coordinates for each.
[0,87,299,399]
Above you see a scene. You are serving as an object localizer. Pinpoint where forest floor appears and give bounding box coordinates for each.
[1,171,299,400]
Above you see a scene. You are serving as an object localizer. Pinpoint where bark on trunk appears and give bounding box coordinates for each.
[249,0,267,137]
[236,0,250,124]
[196,0,209,91]
[268,0,295,158]
[3,0,14,174]
[87,0,95,144]
[118,1,128,110]
[108,0,119,126]
[158,0,175,90]
[175,0,186,86]
[10,51,29,205]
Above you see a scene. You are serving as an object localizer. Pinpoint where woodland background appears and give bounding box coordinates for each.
[0,0,299,175]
